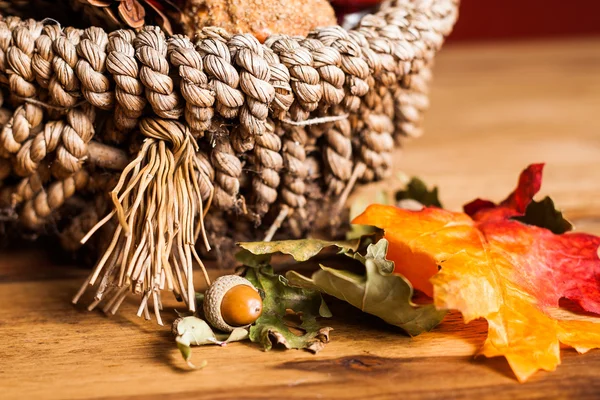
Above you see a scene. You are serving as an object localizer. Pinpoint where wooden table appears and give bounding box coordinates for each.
[2,38,600,399]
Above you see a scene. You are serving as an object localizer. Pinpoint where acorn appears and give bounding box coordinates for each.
[203,275,263,332]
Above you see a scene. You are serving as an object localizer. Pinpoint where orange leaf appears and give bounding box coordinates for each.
[352,164,600,382]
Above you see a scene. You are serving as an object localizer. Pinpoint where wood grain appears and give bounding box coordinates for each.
[1,38,600,399]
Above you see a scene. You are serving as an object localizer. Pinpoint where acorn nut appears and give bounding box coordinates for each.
[203,275,263,332]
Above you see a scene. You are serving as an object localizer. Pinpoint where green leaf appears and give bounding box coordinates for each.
[287,239,447,336]
[174,316,218,346]
[244,265,332,353]
[215,327,251,343]
[238,238,361,262]
[235,248,272,268]
[173,316,249,369]
[513,196,573,234]
[395,177,443,208]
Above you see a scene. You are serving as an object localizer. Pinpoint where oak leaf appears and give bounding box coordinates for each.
[353,164,600,382]
[173,316,249,369]
[287,239,446,336]
[238,238,361,262]
[240,236,443,336]
[243,264,332,353]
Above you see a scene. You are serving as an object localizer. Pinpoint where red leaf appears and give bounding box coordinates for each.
[353,163,600,381]
[499,163,544,213]
[464,163,544,219]
[462,198,496,217]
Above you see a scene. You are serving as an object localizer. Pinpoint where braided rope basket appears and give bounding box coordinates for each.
[0,0,458,322]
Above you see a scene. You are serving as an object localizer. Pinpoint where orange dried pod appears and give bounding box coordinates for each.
[117,0,146,29]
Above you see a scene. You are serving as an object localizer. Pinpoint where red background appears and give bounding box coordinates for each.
[448,0,600,41]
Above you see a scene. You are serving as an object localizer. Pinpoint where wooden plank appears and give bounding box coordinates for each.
[1,277,599,400]
[1,38,600,399]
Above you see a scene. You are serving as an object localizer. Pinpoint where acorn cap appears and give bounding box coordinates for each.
[203,275,259,332]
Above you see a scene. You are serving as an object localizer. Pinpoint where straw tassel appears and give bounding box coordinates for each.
[75,118,211,324]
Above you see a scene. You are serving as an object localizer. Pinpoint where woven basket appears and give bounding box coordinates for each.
[0,0,458,320]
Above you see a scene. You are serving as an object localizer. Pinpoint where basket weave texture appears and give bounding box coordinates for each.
[0,0,458,318]
[0,0,458,237]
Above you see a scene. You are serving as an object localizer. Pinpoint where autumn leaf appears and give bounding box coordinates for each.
[172,316,249,369]
[238,238,361,262]
[347,178,440,240]
[353,164,600,382]
[287,239,446,336]
[243,264,332,353]
[240,236,442,335]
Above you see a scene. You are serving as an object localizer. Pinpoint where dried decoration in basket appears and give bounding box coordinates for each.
[182,0,338,42]
[73,0,183,34]
[72,0,339,40]
[0,0,459,323]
